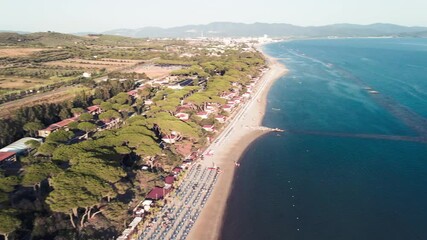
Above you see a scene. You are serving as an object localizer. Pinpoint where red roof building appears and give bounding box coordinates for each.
[196,111,209,119]
[38,117,77,137]
[87,105,102,115]
[146,187,170,200]
[164,176,175,185]
[0,151,17,166]
[202,125,215,132]
[127,90,138,97]
[172,167,182,175]
[175,112,189,121]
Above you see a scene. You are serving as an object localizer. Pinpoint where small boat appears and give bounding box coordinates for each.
[272,108,281,111]
[368,90,380,94]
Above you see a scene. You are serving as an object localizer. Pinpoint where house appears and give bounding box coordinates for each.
[242,93,251,98]
[98,118,120,130]
[164,176,175,189]
[175,112,189,121]
[205,104,217,114]
[227,100,238,107]
[222,105,233,112]
[127,89,138,97]
[196,111,209,119]
[232,96,242,103]
[215,115,226,123]
[87,105,102,115]
[172,167,182,175]
[0,137,43,155]
[146,187,170,200]
[162,133,179,144]
[220,92,237,100]
[0,152,17,166]
[82,72,92,78]
[38,117,77,137]
[144,99,153,105]
[202,125,215,132]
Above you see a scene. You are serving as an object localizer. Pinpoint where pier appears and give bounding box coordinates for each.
[252,126,285,132]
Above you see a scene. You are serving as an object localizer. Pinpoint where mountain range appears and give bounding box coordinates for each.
[1,22,427,39]
[101,22,427,38]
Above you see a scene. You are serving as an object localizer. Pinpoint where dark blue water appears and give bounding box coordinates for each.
[220,38,427,240]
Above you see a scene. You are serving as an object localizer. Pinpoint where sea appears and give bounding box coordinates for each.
[220,38,427,240]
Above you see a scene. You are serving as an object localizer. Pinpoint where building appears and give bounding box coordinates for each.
[82,72,92,78]
[144,99,154,105]
[146,187,171,200]
[0,137,43,155]
[175,112,189,121]
[38,117,77,137]
[172,167,182,175]
[205,104,217,114]
[222,105,233,112]
[127,89,138,98]
[162,134,178,144]
[215,115,226,123]
[202,125,215,132]
[164,176,175,189]
[0,152,17,166]
[195,111,209,119]
[87,105,102,115]
[98,118,120,130]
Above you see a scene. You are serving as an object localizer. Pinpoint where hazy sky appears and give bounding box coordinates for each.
[1,0,426,32]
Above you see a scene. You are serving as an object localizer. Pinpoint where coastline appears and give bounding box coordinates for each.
[187,44,288,240]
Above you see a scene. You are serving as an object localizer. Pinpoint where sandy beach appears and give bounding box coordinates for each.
[187,46,288,240]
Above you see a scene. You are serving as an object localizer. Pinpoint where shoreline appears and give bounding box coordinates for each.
[187,44,288,240]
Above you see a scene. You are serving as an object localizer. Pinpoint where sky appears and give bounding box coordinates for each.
[1,0,426,33]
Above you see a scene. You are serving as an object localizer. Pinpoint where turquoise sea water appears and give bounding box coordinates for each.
[220,38,427,240]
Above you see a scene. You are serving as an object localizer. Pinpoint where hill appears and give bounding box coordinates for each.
[0,32,152,47]
[0,31,85,47]
[102,22,427,38]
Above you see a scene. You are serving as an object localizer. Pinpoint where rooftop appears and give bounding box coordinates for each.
[0,151,16,162]
[0,137,43,153]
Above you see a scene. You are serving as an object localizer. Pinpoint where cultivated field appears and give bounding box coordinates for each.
[0,48,45,57]
[0,76,52,89]
[44,58,142,71]
[0,86,90,118]
[126,64,182,78]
